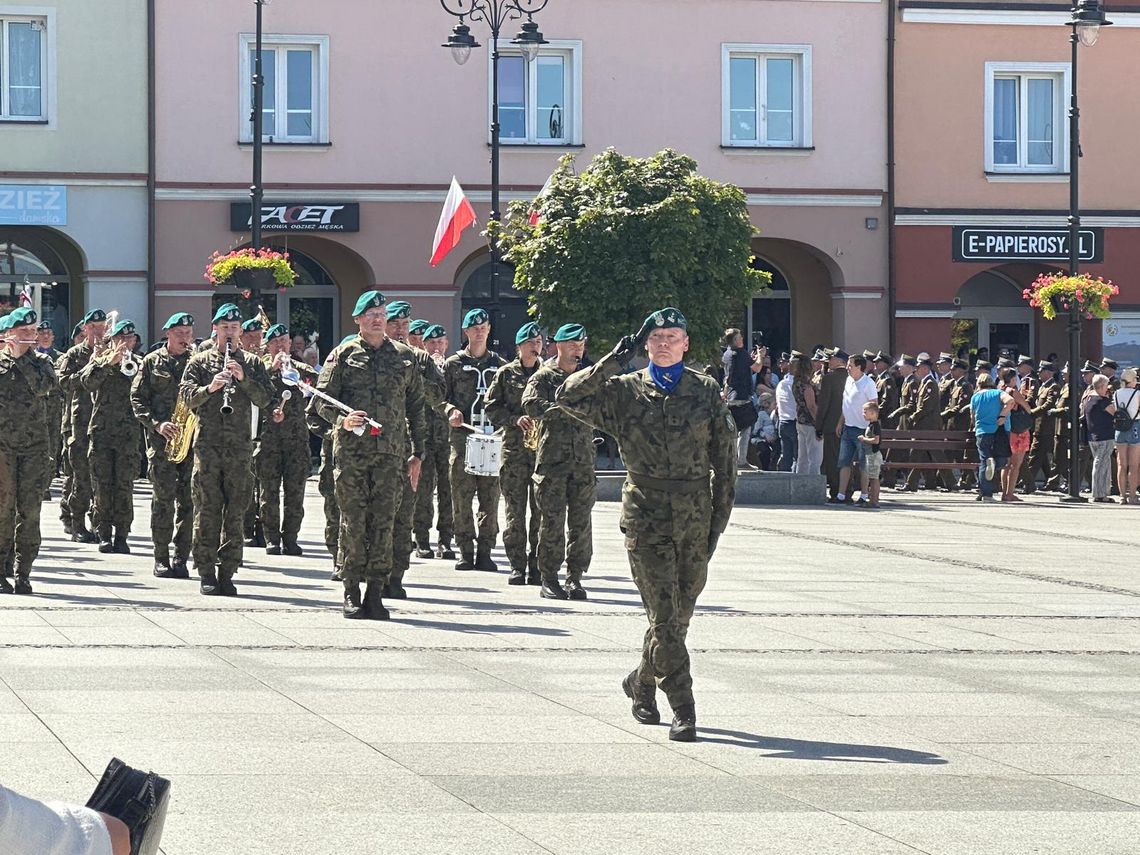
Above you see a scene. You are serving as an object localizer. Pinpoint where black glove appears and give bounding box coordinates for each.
[707,530,721,559]
[611,335,639,367]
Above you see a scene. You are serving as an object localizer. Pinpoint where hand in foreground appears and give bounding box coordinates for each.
[407,456,422,492]
[157,421,178,441]
[448,410,464,428]
[343,410,369,432]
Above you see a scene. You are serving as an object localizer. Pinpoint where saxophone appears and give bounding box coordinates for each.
[523,419,540,451]
[165,393,199,464]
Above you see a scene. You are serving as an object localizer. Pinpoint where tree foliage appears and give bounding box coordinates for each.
[500,148,770,361]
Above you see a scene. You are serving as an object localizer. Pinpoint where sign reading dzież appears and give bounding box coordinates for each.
[230,203,360,233]
[0,185,67,226]
[953,226,1103,263]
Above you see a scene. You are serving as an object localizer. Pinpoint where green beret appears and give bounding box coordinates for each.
[37,320,51,331]
[71,323,83,339]
[409,319,430,335]
[386,301,412,321]
[241,318,261,332]
[515,321,542,345]
[82,308,107,325]
[110,318,136,337]
[162,312,195,330]
[263,323,289,343]
[352,290,385,317]
[645,307,686,331]
[463,308,489,328]
[213,303,242,324]
[8,307,37,328]
[553,323,586,343]
[423,324,446,341]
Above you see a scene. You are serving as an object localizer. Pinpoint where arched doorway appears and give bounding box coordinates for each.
[951,267,1037,359]
[746,257,791,357]
[0,228,81,339]
[460,259,529,359]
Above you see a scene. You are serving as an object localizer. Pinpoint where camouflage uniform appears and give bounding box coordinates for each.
[439,348,506,563]
[557,351,736,713]
[130,345,194,565]
[257,358,318,551]
[181,346,273,586]
[0,347,56,588]
[306,409,340,563]
[523,363,598,590]
[57,342,96,536]
[314,337,425,585]
[413,362,455,555]
[81,354,141,542]
[37,346,64,480]
[484,357,541,576]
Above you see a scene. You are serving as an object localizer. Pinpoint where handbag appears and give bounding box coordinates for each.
[1113,389,1138,432]
[729,401,759,431]
[86,758,171,855]
[992,424,1012,459]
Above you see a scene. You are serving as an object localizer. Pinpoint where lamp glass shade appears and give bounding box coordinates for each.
[1077,21,1101,45]
[451,44,473,65]
[519,40,541,62]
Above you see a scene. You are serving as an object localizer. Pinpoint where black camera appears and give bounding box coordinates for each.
[751,331,765,347]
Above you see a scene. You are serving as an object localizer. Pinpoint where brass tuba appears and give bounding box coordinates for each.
[164,393,199,464]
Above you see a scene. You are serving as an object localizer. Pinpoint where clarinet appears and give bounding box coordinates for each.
[220,340,235,415]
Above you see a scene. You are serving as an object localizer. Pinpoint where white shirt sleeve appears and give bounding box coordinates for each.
[0,784,114,855]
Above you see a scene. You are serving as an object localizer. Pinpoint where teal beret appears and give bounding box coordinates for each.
[352,290,385,317]
[409,319,430,335]
[213,303,242,324]
[462,308,489,328]
[37,320,51,331]
[423,324,446,341]
[162,312,195,330]
[8,307,37,328]
[553,323,586,342]
[111,318,136,337]
[81,308,107,324]
[386,301,412,321]
[241,318,261,332]
[515,321,542,345]
[263,323,289,343]
[645,307,686,331]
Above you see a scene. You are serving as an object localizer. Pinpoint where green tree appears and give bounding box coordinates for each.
[500,148,770,361]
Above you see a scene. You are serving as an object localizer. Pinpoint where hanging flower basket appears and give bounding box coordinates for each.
[1022,272,1119,321]
[204,248,297,292]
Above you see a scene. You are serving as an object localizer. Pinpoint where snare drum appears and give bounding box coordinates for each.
[465,432,504,477]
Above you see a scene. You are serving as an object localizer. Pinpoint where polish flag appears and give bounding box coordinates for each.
[528,174,555,226]
[430,177,477,268]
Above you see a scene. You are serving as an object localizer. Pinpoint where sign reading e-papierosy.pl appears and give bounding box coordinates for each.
[0,185,67,226]
[953,226,1103,263]
[230,203,360,233]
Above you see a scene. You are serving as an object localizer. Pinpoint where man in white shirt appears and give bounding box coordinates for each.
[774,370,798,472]
[835,354,879,502]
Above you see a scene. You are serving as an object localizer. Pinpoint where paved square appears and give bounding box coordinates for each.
[2,480,1139,854]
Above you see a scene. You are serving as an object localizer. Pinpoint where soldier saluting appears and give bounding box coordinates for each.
[557,308,737,742]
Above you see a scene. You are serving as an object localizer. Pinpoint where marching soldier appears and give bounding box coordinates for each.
[35,321,64,491]
[557,307,736,743]
[80,318,141,554]
[0,309,57,595]
[57,309,108,544]
[181,303,274,596]
[382,301,444,599]
[485,322,543,586]
[258,323,318,556]
[522,323,597,600]
[408,319,429,351]
[439,308,506,572]
[242,316,267,547]
[56,323,83,532]
[414,324,456,561]
[314,291,425,620]
[131,312,196,578]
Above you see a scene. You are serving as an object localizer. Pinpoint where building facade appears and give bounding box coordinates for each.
[893,0,1140,362]
[0,0,149,339]
[153,0,889,357]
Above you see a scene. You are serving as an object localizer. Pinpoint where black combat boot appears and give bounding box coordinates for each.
[72,525,98,544]
[668,704,697,742]
[170,555,191,580]
[265,540,282,555]
[414,537,434,560]
[330,565,343,582]
[112,532,130,555]
[455,548,475,572]
[153,551,174,578]
[0,575,12,595]
[363,582,389,620]
[474,547,498,573]
[565,578,588,601]
[507,566,527,585]
[540,577,568,600]
[384,579,408,600]
[622,670,660,725]
[343,583,367,619]
[2,553,12,579]
[217,572,238,597]
[13,573,32,596]
[97,526,114,553]
[199,570,220,596]
[437,538,457,561]
[282,539,303,557]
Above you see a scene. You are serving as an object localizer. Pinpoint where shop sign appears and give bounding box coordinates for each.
[952,226,1102,263]
[230,202,360,233]
[1104,313,1140,370]
[0,185,67,226]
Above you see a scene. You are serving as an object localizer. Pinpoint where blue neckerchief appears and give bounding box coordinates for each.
[648,361,684,394]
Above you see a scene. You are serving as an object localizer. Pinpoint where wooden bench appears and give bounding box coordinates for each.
[879,430,979,471]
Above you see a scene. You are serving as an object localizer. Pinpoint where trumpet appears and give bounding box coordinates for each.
[220,340,235,415]
[274,388,292,420]
[120,349,139,378]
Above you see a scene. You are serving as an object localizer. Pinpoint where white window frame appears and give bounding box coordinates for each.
[984,61,1070,174]
[238,33,330,144]
[721,43,812,149]
[0,7,53,123]
[489,39,583,146]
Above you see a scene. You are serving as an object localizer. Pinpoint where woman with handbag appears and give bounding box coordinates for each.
[1113,368,1140,504]
[998,368,1033,503]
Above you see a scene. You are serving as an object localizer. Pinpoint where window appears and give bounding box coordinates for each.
[0,15,48,121]
[985,62,1069,174]
[722,44,812,148]
[239,35,329,143]
[491,40,582,145]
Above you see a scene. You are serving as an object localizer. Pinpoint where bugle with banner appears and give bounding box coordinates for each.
[280,363,383,436]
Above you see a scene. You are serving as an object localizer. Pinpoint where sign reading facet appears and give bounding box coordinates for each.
[230,203,360,233]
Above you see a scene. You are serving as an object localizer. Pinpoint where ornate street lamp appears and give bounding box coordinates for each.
[440,1,551,311]
[1061,0,1110,503]
[248,0,270,314]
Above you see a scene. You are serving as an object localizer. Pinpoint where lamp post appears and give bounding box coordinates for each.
[1061,0,1110,504]
[249,0,269,314]
[440,0,550,312]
